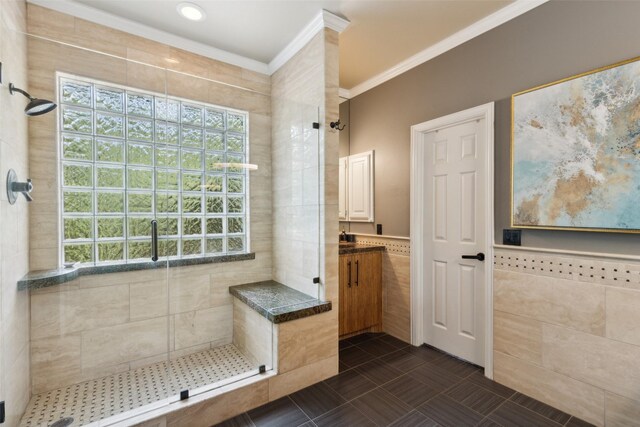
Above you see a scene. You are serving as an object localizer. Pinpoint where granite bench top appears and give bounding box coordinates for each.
[339,243,386,255]
[229,280,332,324]
[18,252,255,291]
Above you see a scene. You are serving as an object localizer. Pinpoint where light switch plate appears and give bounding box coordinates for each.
[503,229,521,246]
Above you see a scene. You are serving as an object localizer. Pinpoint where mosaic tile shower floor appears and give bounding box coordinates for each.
[20,344,255,427]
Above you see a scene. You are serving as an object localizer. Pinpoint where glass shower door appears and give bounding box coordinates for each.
[161,68,274,403]
[21,38,174,426]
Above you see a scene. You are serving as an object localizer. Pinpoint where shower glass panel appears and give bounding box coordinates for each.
[22,37,173,427]
[163,67,274,403]
[22,32,274,427]
[274,102,323,300]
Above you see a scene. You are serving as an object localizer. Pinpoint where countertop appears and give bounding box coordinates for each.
[339,242,386,255]
[229,280,332,324]
[18,252,255,290]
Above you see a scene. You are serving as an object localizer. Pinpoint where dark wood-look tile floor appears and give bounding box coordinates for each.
[214,333,595,427]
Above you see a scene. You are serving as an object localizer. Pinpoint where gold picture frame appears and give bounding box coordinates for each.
[511,55,640,234]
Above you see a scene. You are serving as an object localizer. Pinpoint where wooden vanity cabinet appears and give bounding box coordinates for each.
[339,251,382,336]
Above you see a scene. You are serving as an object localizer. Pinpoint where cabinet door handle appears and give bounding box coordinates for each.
[347,260,352,287]
[355,260,359,286]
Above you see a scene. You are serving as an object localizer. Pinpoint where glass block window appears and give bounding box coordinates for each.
[59,75,249,265]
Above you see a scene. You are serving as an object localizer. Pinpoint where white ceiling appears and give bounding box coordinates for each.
[37,0,536,93]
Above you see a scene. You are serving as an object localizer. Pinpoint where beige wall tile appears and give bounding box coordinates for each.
[605,287,640,346]
[494,351,604,426]
[129,353,169,371]
[210,281,234,308]
[2,269,30,369]
[268,355,338,401]
[277,310,338,373]
[127,60,166,93]
[57,43,129,86]
[233,299,273,366]
[169,343,210,361]
[382,253,411,342]
[82,317,168,370]
[166,379,269,427]
[27,4,75,41]
[81,361,130,385]
[130,279,169,321]
[169,275,211,314]
[174,306,232,350]
[166,70,209,103]
[0,2,31,423]
[4,344,30,427]
[494,310,542,365]
[542,323,640,402]
[31,333,82,394]
[494,269,605,335]
[605,392,640,426]
[135,418,167,427]
[31,284,130,340]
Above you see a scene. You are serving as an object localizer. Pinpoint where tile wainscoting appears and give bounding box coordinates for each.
[493,246,640,426]
[354,235,411,343]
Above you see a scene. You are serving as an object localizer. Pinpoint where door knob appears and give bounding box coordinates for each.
[461,252,485,261]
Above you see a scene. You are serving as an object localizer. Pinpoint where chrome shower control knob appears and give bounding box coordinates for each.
[6,169,34,204]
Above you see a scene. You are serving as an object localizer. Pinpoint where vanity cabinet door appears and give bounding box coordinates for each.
[354,252,382,330]
[339,251,382,336]
[339,254,357,335]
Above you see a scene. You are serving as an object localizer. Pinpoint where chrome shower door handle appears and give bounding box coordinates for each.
[151,220,158,262]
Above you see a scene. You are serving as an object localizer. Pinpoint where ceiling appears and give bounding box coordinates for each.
[67,0,513,90]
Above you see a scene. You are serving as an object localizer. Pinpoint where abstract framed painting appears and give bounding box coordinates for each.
[511,56,640,233]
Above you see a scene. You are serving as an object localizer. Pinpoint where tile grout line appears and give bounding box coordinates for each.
[286,394,313,424]
[507,392,573,425]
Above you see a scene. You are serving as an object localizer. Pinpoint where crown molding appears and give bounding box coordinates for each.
[268,10,349,74]
[27,0,271,74]
[27,1,348,77]
[348,0,550,98]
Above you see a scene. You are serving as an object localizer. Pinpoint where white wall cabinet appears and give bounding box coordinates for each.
[339,157,348,221]
[339,150,374,222]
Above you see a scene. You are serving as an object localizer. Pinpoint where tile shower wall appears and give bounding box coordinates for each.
[493,247,640,426]
[26,4,272,395]
[0,1,31,426]
[268,27,340,398]
[271,28,340,304]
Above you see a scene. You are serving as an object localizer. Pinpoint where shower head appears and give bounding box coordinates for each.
[9,83,57,116]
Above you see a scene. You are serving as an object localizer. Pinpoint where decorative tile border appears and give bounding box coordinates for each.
[494,247,640,290]
[354,235,410,256]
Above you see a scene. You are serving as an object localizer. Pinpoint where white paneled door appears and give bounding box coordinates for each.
[422,118,487,366]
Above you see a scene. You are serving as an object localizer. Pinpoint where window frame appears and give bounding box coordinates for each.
[56,72,251,266]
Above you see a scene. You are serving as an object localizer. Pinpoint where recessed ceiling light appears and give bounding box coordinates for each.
[177,2,206,21]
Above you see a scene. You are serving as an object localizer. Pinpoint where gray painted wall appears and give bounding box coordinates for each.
[348,0,640,254]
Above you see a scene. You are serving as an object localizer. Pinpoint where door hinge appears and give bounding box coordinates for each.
[259,365,266,374]
[180,390,189,400]
[0,400,5,424]
[312,122,320,129]
[313,277,320,284]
